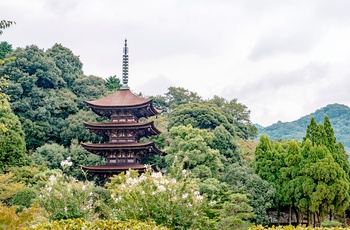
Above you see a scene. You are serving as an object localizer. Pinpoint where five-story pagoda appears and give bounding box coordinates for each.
[81,40,163,178]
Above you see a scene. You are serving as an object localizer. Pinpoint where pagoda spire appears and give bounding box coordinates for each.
[121,39,130,90]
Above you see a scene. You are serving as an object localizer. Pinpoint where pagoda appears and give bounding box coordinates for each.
[81,40,163,178]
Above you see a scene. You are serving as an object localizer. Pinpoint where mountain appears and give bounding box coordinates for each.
[256,103,350,152]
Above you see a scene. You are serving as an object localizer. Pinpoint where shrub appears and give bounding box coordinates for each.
[321,220,343,228]
[0,203,44,229]
[37,172,97,221]
[12,187,37,208]
[26,218,169,230]
[107,167,210,229]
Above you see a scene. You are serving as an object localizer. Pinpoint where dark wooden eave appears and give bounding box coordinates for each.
[81,163,158,174]
[81,141,164,157]
[83,121,161,136]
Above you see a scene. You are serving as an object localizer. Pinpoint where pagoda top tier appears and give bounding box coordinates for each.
[85,89,161,119]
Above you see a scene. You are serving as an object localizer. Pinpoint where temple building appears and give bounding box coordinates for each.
[81,40,163,178]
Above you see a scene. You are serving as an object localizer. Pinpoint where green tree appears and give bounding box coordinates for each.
[165,86,202,109]
[168,102,236,135]
[0,41,12,59]
[46,43,83,87]
[210,95,258,139]
[0,20,15,34]
[216,193,255,230]
[0,100,28,172]
[223,163,275,225]
[105,75,121,91]
[32,143,68,170]
[210,125,242,165]
[253,135,286,221]
[165,125,223,181]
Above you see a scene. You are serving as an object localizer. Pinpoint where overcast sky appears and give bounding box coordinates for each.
[2,0,350,126]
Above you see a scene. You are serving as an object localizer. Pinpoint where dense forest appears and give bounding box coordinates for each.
[1,23,350,229]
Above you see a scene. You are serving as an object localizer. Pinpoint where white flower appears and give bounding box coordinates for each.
[151,172,163,179]
[60,158,73,168]
[126,171,130,176]
[64,207,68,212]
[182,169,187,174]
[196,195,203,202]
[47,186,52,192]
[157,185,166,192]
[141,191,145,195]
[89,192,93,196]
[82,185,86,191]
[48,175,56,184]
[209,201,216,206]
[187,203,192,207]
[182,193,188,199]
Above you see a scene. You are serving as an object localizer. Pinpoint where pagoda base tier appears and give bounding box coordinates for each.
[81,163,158,174]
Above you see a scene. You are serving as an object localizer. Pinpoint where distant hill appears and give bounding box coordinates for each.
[256,104,350,152]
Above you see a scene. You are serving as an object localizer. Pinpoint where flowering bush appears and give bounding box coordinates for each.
[37,157,98,221]
[107,167,211,229]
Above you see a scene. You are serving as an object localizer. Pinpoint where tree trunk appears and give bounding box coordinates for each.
[288,205,292,225]
[292,205,299,225]
[329,209,332,221]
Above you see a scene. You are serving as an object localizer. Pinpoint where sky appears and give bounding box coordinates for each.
[1,0,350,126]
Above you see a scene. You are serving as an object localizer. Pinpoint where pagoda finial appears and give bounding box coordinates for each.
[121,39,130,90]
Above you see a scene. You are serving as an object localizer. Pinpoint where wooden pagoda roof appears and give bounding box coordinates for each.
[83,121,161,134]
[85,89,162,114]
[81,141,164,155]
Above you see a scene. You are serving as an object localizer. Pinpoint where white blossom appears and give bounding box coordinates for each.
[209,201,216,206]
[182,193,188,199]
[157,185,166,192]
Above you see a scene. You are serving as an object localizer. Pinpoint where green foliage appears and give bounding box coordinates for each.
[105,75,121,91]
[71,75,108,109]
[168,102,236,135]
[216,193,255,230]
[165,125,223,180]
[0,203,44,229]
[46,43,83,87]
[11,187,37,208]
[165,86,202,109]
[60,110,103,146]
[321,220,343,227]
[7,165,46,186]
[210,125,242,164]
[0,41,12,59]
[29,218,169,230]
[32,143,68,170]
[0,20,15,34]
[0,172,25,205]
[0,99,28,172]
[249,225,349,230]
[0,44,109,150]
[223,163,275,225]
[107,168,210,230]
[38,172,99,221]
[210,95,258,139]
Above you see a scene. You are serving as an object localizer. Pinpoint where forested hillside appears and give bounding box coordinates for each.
[256,103,350,152]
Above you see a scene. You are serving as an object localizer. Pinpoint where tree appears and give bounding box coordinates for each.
[46,43,83,87]
[0,99,28,172]
[165,125,223,181]
[105,75,121,91]
[0,41,12,59]
[216,193,255,230]
[210,125,242,165]
[168,102,236,135]
[223,163,275,225]
[165,86,202,109]
[32,143,68,170]
[253,135,286,221]
[0,20,15,34]
[210,95,257,140]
